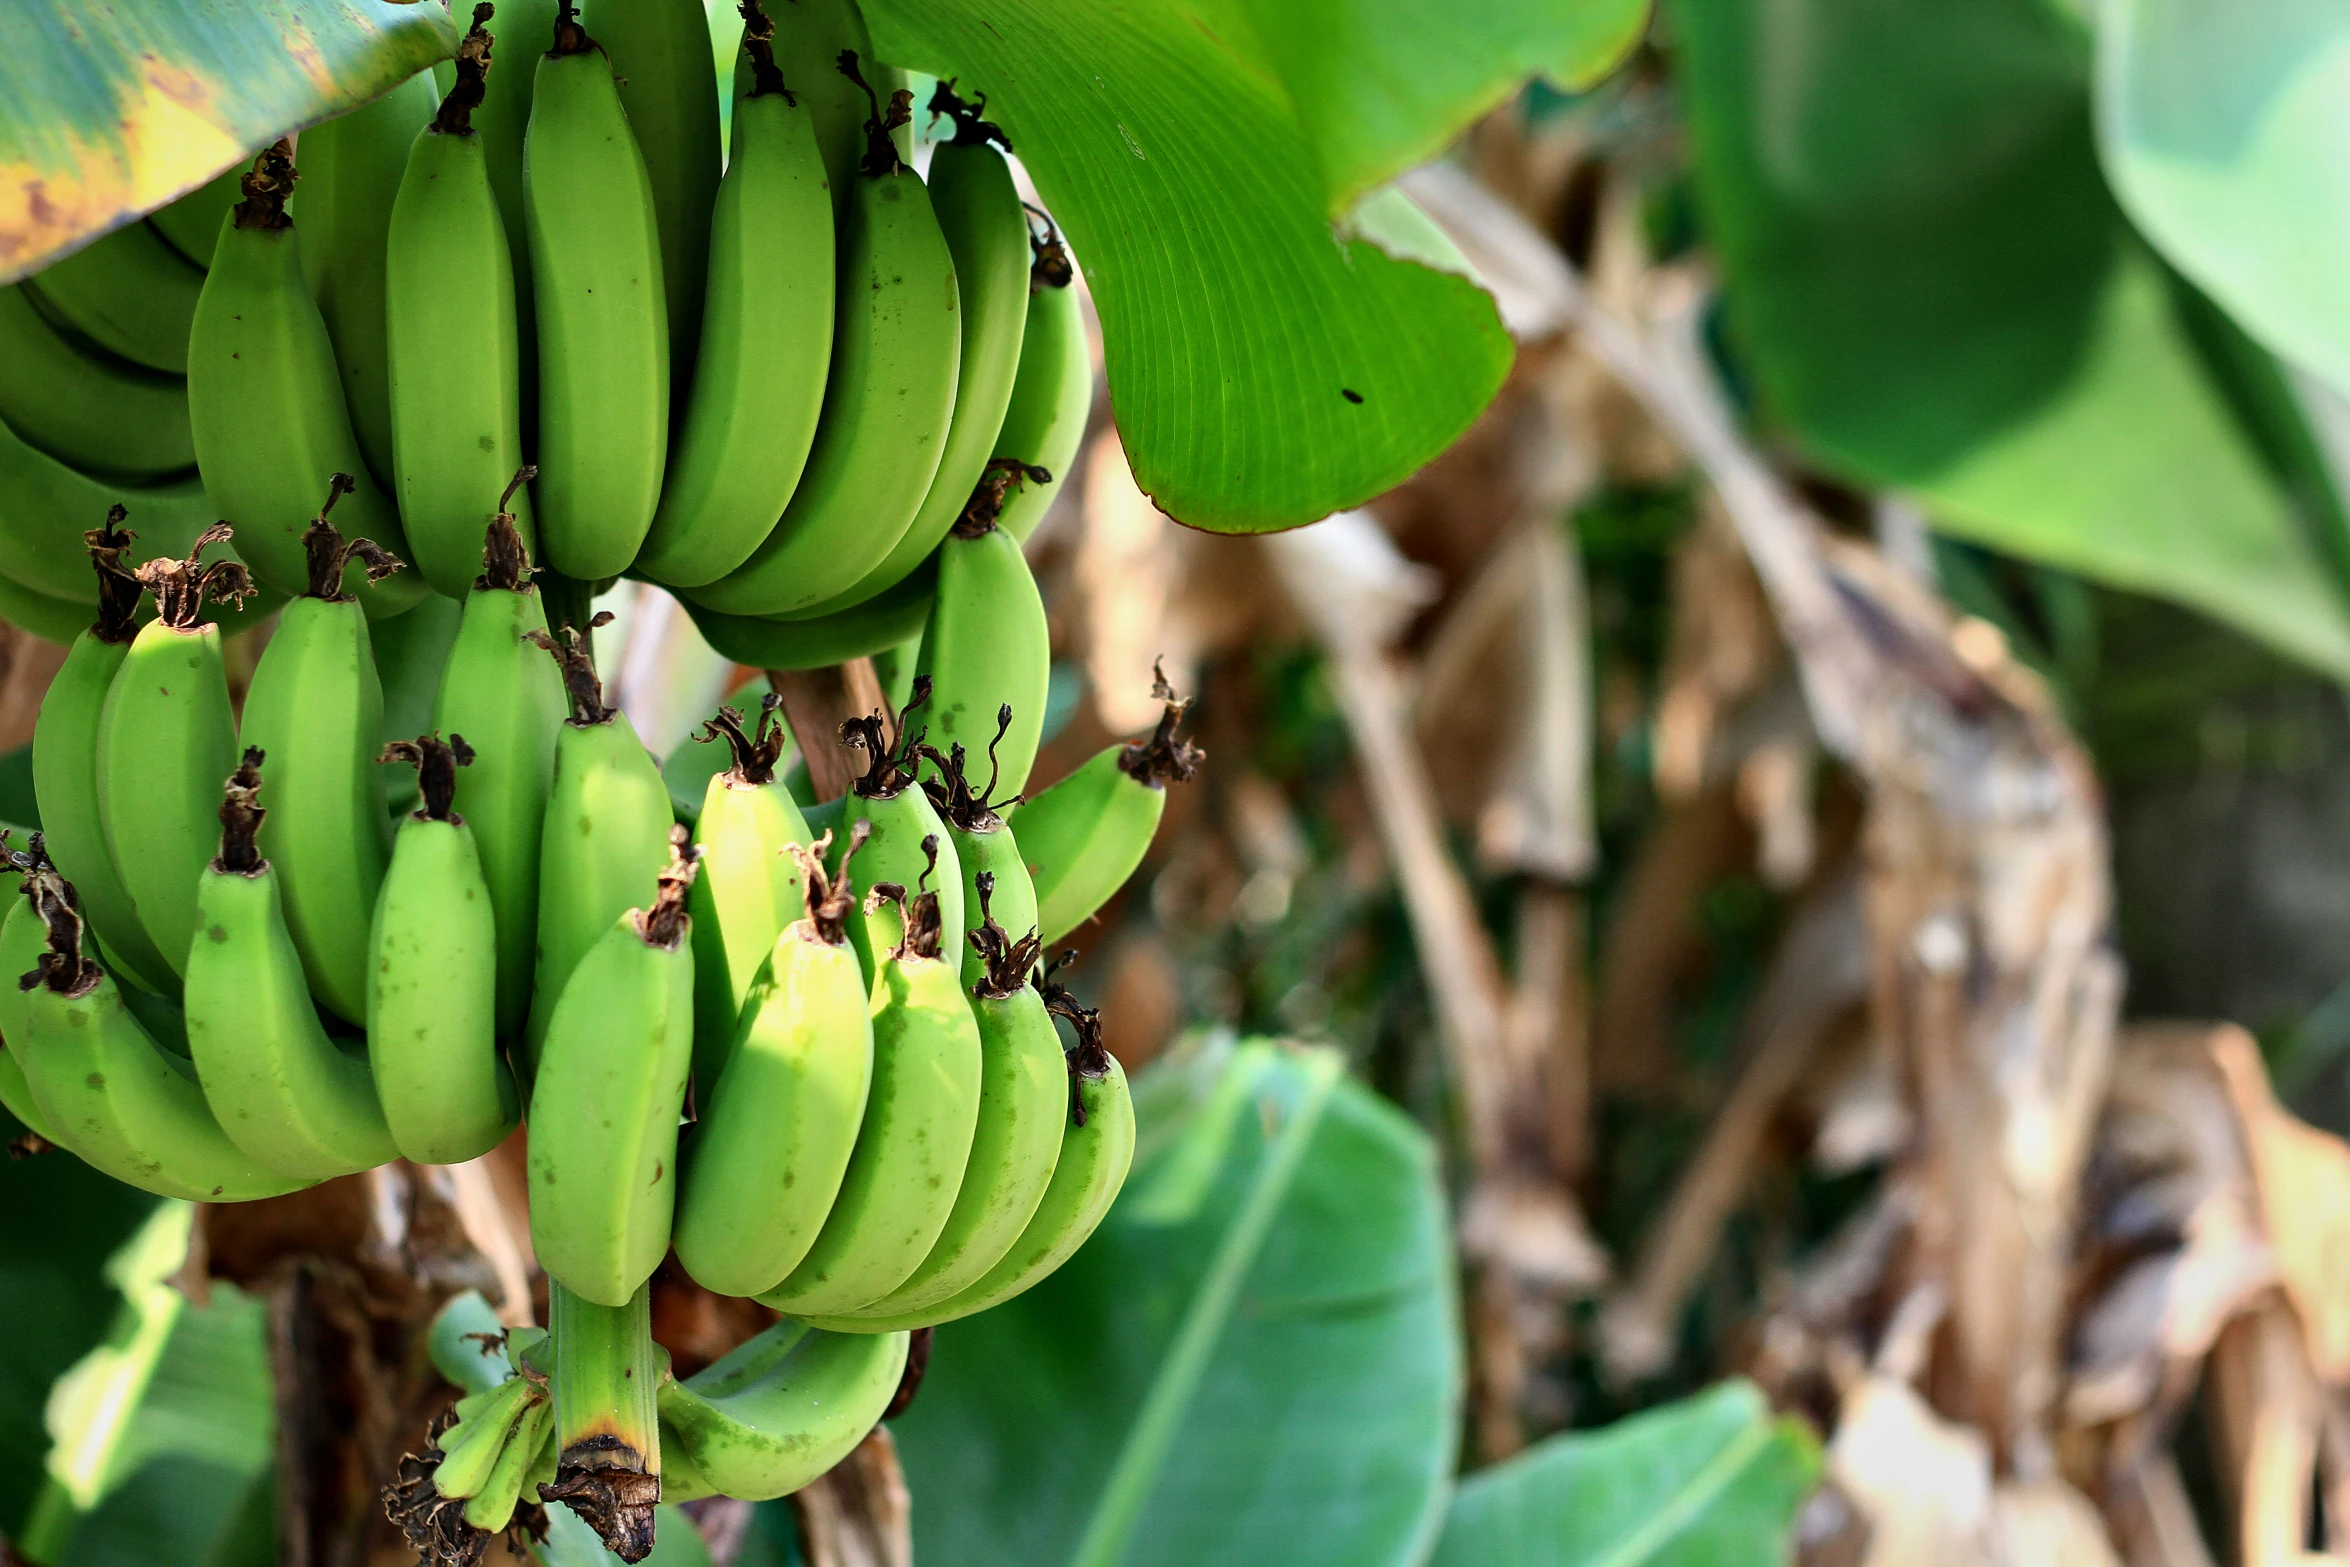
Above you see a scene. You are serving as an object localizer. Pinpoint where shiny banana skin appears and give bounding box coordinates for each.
[0,284,193,480]
[589,0,721,384]
[915,515,1050,798]
[633,11,834,590]
[789,101,1028,617]
[840,894,1066,1317]
[22,219,205,374]
[673,836,874,1298]
[521,619,677,1069]
[760,882,983,1315]
[433,500,566,1039]
[96,527,255,977]
[527,836,699,1307]
[388,18,538,599]
[657,1321,909,1502]
[805,1051,1133,1333]
[19,878,309,1201]
[183,750,400,1179]
[0,875,61,1141]
[837,694,965,982]
[0,414,216,604]
[686,70,960,617]
[33,519,175,993]
[996,234,1093,546]
[187,142,427,616]
[926,730,1038,992]
[149,167,246,269]
[371,735,515,1164]
[525,4,670,581]
[232,478,404,1023]
[677,564,933,671]
[1014,676,1203,946]
[296,69,440,489]
[685,696,812,1093]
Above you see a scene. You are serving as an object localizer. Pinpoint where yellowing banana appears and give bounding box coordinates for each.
[527,832,699,1307]
[673,833,874,1298]
[1014,669,1203,946]
[232,475,404,1023]
[759,875,983,1315]
[388,13,537,599]
[633,4,834,590]
[372,734,516,1164]
[685,60,959,616]
[525,3,669,580]
[684,695,812,1092]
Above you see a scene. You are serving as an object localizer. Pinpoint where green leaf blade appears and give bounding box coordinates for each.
[861,0,1514,533]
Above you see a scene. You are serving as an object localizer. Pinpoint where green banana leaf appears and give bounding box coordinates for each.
[1667,0,2350,680]
[1427,1382,1818,1566]
[0,0,459,283]
[891,1036,1461,1567]
[1240,0,1651,217]
[2095,0,2350,401]
[860,0,1516,534]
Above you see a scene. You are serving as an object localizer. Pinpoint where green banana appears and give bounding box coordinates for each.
[461,0,559,434]
[684,695,812,1093]
[149,166,247,268]
[873,630,922,714]
[590,0,721,387]
[432,1369,541,1499]
[18,873,308,1201]
[374,585,464,816]
[685,59,960,616]
[1015,669,1203,945]
[924,723,1038,991]
[633,3,834,590]
[372,734,516,1164]
[806,992,1133,1332]
[233,476,404,1022]
[32,516,175,991]
[433,489,566,1039]
[542,1281,662,1561]
[527,833,699,1306]
[677,564,934,671]
[186,141,427,616]
[760,873,983,1315]
[463,1386,553,1533]
[0,413,217,604]
[183,749,400,1179]
[673,831,874,1298]
[0,854,61,1142]
[658,1321,909,1502]
[521,618,676,1067]
[22,220,204,374]
[914,508,1050,797]
[0,567,105,647]
[387,13,537,599]
[761,0,882,206]
[0,284,193,480]
[526,2,670,581]
[837,686,964,981]
[995,214,1092,545]
[835,876,1066,1318]
[786,85,1028,617]
[296,68,440,489]
[97,526,255,975]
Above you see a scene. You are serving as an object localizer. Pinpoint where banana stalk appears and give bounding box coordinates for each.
[543,1281,662,1563]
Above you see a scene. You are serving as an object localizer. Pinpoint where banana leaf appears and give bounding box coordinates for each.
[891,1036,1461,1567]
[0,0,459,283]
[1668,0,2350,680]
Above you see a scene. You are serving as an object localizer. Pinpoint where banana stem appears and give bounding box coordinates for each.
[536,570,600,643]
[543,1280,662,1562]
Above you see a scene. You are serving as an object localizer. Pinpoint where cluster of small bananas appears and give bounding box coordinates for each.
[0,471,1196,1553]
[0,0,1085,671]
